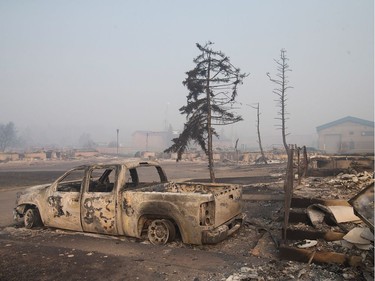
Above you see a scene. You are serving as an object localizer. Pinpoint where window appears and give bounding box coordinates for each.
[56,168,85,192]
[124,165,166,188]
[88,167,116,192]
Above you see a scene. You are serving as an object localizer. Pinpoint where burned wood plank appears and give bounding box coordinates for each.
[279,245,362,267]
[283,228,345,241]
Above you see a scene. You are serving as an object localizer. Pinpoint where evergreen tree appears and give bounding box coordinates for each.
[165,42,247,182]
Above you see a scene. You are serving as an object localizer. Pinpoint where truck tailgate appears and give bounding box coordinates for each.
[213,185,242,227]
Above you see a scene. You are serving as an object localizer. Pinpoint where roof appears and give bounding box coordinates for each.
[316,116,375,132]
[132,131,169,137]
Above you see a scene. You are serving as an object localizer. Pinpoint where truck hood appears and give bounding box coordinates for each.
[16,183,51,203]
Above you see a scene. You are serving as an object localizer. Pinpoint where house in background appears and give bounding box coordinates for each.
[132,131,177,152]
[316,116,374,154]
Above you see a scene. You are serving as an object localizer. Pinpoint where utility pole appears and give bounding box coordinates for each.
[146,132,149,152]
[235,138,239,165]
[116,129,119,156]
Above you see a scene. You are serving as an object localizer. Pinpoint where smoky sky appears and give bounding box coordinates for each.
[0,0,373,148]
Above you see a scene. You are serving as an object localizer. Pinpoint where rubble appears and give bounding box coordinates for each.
[224,260,369,281]
[219,156,374,280]
[281,161,374,279]
[294,171,374,199]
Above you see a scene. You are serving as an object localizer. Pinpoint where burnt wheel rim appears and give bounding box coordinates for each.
[148,220,170,245]
[24,210,34,228]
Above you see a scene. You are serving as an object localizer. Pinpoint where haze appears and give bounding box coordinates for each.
[0,0,373,150]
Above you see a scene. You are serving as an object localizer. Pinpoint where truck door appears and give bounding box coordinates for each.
[81,166,118,235]
[46,167,85,231]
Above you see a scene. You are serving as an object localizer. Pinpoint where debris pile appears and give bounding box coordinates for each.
[281,169,374,280]
[225,261,369,281]
[295,171,373,199]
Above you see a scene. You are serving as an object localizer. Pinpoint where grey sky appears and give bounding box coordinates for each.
[0,0,373,148]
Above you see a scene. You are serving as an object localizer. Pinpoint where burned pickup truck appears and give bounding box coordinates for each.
[14,161,243,245]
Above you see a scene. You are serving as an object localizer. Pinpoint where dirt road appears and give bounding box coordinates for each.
[1,225,267,281]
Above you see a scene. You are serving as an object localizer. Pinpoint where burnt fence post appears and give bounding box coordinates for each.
[283,146,294,242]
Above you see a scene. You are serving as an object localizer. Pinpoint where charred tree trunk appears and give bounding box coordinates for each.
[279,51,289,155]
[254,103,267,164]
[302,146,308,178]
[235,138,239,165]
[206,55,215,183]
[267,49,292,156]
[283,146,294,242]
[297,146,301,185]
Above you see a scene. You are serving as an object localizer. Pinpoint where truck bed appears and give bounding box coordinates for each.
[133,181,241,195]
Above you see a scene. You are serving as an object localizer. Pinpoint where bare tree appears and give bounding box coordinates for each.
[0,122,17,152]
[165,42,248,182]
[235,138,239,165]
[267,49,293,155]
[251,103,267,164]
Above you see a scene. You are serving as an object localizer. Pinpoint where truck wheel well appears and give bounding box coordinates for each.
[25,204,40,212]
[17,204,38,217]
